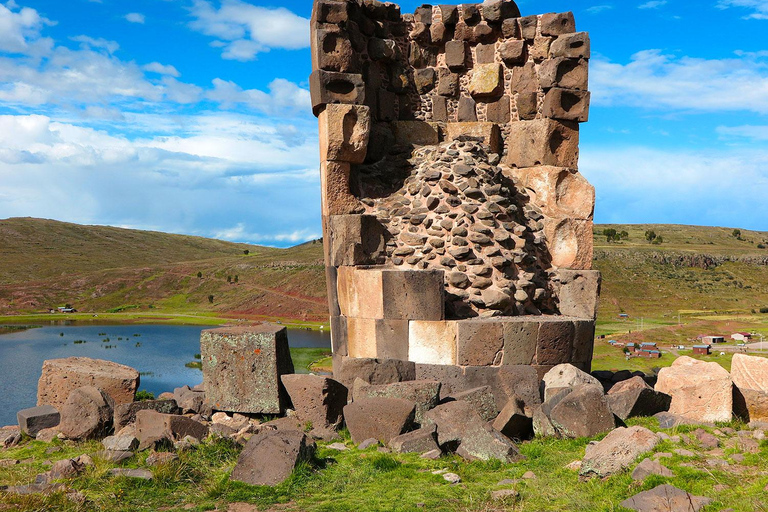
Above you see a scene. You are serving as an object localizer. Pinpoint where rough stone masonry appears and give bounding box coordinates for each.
[311,0,600,377]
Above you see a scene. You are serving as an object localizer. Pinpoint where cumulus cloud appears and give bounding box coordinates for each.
[717,0,768,19]
[208,77,311,115]
[143,62,180,77]
[70,35,119,54]
[189,0,309,61]
[214,223,321,244]
[639,0,668,8]
[125,12,145,24]
[0,2,54,54]
[717,125,768,140]
[591,49,768,114]
[586,5,614,14]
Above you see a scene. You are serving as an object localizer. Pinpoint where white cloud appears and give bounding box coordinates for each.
[717,125,768,140]
[717,0,768,19]
[125,12,145,24]
[189,0,309,61]
[0,3,54,54]
[214,223,320,244]
[591,49,768,114]
[70,35,119,54]
[143,62,180,77]
[208,77,310,115]
[581,145,768,229]
[586,5,614,14]
[639,0,668,8]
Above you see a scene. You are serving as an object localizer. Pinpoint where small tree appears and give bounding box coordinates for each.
[227,275,232,283]
[732,229,742,239]
[645,230,657,243]
[234,275,239,283]
[652,235,664,245]
[208,295,214,304]
[602,228,618,243]
[197,271,202,278]
[620,231,629,240]
[243,249,250,255]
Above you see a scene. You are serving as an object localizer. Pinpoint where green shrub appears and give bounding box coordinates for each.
[135,390,155,401]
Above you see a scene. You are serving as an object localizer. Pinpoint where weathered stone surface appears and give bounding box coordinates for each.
[109,468,153,480]
[319,104,370,164]
[548,385,614,439]
[445,40,467,70]
[631,458,674,481]
[543,217,594,270]
[345,317,408,361]
[543,88,590,122]
[135,410,208,451]
[449,386,499,422]
[554,269,600,319]
[503,119,579,169]
[173,386,206,415]
[486,96,511,124]
[444,122,501,154]
[321,161,361,216]
[146,452,178,466]
[499,40,525,65]
[655,356,733,423]
[539,58,589,91]
[468,64,503,98]
[540,12,576,36]
[37,357,139,410]
[501,319,538,366]
[343,397,415,444]
[309,70,365,116]
[550,32,590,59]
[392,120,440,146]
[519,15,538,39]
[353,379,440,425]
[492,397,533,441]
[409,321,457,365]
[457,96,477,121]
[231,429,316,487]
[281,374,348,431]
[580,426,660,478]
[113,399,179,432]
[312,28,357,73]
[58,386,114,440]
[389,425,439,453]
[542,363,602,402]
[201,325,294,415]
[327,214,386,266]
[620,485,712,512]
[437,67,459,96]
[423,401,522,462]
[334,356,416,390]
[0,427,21,449]
[17,405,59,437]
[607,377,671,421]
[536,319,575,365]
[102,434,139,452]
[731,353,768,422]
[456,318,504,366]
[98,450,134,463]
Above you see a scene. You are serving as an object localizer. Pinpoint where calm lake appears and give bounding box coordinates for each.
[0,323,330,427]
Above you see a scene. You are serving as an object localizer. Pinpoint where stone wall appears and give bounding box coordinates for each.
[311,0,600,372]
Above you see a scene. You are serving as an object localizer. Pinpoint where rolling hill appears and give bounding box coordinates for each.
[1,218,767,327]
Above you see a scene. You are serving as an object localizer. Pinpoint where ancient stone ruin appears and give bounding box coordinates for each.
[311,0,601,377]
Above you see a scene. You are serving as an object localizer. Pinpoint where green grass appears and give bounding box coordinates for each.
[290,348,333,374]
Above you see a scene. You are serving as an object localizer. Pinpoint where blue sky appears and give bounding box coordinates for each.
[0,0,766,247]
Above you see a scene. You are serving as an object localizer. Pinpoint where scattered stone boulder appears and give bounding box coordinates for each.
[654,411,712,430]
[58,386,114,440]
[211,412,251,432]
[548,385,615,439]
[0,427,21,449]
[281,374,348,431]
[173,386,207,415]
[693,429,719,449]
[17,405,60,437]
[110,468,153,480]
[423,400,522,463]
[353,379,439,425]
[35,427,60,442]
[631,458,674,481]
[580,426,659,478]
[201,325,294,415]
[334,356,416,390]
[447,386,499,422]
[655,356,732,423]
[542,364,602,402]
[231,429,316,486]
[37,357,139,410]
[492,396,533,441]
[343,397,415,444]
[135,410,208,450]
[97,450,134,463]
[49,458,84,479]
[731,353,768,422]
[389,426,439,454]
[113,399,180,431]
[607,376,671,421]
[102,434,138,452]
[620,485,712,512]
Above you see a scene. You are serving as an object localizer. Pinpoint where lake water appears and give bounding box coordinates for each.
[0,324,330,427]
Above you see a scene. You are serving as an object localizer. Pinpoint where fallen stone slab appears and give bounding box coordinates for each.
[607,377,671,421]
[0,427,22,448]
[211,412,251,432]
[102,434,139,452]
[389,426,439,454]
[492,397,533,441]
[334,356,416,390]
[654,412,713,430]
[135,410,208,451]
[731,353,768,422]
[447,386,499,422]
[109,468,153,480]
[173,386,207,415]
[580,426,659,478]
[353,379,439,425]
[656,356,732,423]
[620,484,712,512]
[58,386,114,440]
[201,325,294,415]
[113,399,179,431]
[17,405,60,437]
[343,397,415,444]
[231,429,316,486]
[631,458,674,481]
[281,374,348,431]
[548,385,615,439]
[542,364,602,402]
[2,483,68,495]
[37,357,139,410]
[96,450,134,463]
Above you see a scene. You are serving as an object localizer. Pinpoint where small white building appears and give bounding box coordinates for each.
[702,335,725,345]
[731,332,752,342]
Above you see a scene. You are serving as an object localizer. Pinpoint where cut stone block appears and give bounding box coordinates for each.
[510,61,538,94]
[327,214,386,266]
[17,405,60,437]
[486,96,511,124]
[543,88,590,122]
[353,379,440,425]
[321,161,362,216]
[330,315,348,356]
[548,385,615,438]
[516,91,539,121]
[502,17,520,38]
[37,357,139,410]
[58,386,114,441]
[481,0,521,22]
[281,374,348,431]
[456,318,505,366]
[656,356,733,423]
[319,104,371,164]
[449,385,499,421]
[540,12,576,36]
[475,43,496,64]
[135,410,208,451]
[337,267,444,320]
[539,58,589,91]
[554,269,601,319]
[499,40,525,65]
[333,356,416,390]
[445,40,468,70]
[312,0,348,24]
[391,120,440,146]
[457,96,477,122]
[414,68,436,93]
[571,320,596,367]
[232,430,316,487]
[550,32,590,59]
[310,70,366,116]
[432,95,448,121]
[519,15,538,39]
[580,426,659,478]
[343,397,415,444]
[503,119,579,169]
[389,426,439,453]
[200,325,294,414]
[346,317,409,360]
[501,319,538,365]
[445,122,501,154]
[311,28,357,73]
[505,166,594,220]
[468,64,503,98]
[492,397,533,441]
[408,320,458,365]
[536,318,575,365]
[113,399,180,432]
[543,218,594,270]
[437,68,459,96]
[732,353,768,422]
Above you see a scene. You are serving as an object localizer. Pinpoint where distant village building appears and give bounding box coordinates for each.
[702,336,725,345]
[638,349,662,359]
[731,332,752,342]
[693,345,712,355]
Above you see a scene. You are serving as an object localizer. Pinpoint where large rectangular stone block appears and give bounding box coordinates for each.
[319,104,370,164]
[310,70,366,117]
[17,405,59,436]
[346,317,409,360]
[311,27,358,73]
[409,321,458,365]
[330,315,348,356]
[549,32,590,59]
[504,166,594,221]
[456,318,505,366]
[535,317,576,365]
[445,122,501,154]
[320,161,361,216]
[327,214,386,266]
[391,120,440,147]
[200,325,294,414]
[337,267,444,320]
[543,88,590,122]
[334,356,416,390]
[503,119,579,169]
[554,269,601,319]
[501,319,538,365]
[539,57,589,91]
[572,320,596,367]
[540,12,576,36]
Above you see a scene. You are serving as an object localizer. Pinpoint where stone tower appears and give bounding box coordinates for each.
[311,0,600,380]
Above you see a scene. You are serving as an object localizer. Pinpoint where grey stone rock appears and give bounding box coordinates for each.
[231,429,316,487]
[580,426,660,478]
[620,485,712,512]
[17,405,60,437]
